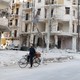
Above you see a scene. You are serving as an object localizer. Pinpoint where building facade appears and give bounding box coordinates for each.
[8,0,79,51]
[0,1,10,47]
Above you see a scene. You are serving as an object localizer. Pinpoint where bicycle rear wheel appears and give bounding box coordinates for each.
[18,58,28,68]
[33,58,41,67]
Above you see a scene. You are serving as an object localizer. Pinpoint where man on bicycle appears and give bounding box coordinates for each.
[29,43,36,68]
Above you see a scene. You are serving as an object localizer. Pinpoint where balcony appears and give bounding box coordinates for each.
[0,17,10,32]
[58,31,73,36]
[40,14,63,22]
[0,9,10,32]
[20,27,31,35]
[12,1,20,7]
[12,13,19,19]
[51,30,74,36]
[72,1,77,8]
[45,0,63,8]
[54,14,72,21]
[22,2,32,12]
[20,31,31,35]
[12,3,15,8]
[72,1,77,5]
[9,14,14,20]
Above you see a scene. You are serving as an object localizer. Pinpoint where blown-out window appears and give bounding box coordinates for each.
[65,7,70,14]
[14,30,17,37]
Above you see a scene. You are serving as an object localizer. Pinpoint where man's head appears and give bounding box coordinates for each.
[30,43,33,47]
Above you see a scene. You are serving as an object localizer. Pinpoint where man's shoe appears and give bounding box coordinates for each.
[29,66,32,68]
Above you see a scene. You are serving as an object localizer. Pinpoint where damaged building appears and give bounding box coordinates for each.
[7,0,79,52]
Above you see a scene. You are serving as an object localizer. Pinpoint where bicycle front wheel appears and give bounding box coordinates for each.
[18,58,28,68]
[33,58,40,67]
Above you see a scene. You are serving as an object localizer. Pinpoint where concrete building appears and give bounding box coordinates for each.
[6,0,21,46]
[0,1,10,47]
[8,0,79,51]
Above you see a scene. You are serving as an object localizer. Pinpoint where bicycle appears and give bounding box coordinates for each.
[18,54,41,68]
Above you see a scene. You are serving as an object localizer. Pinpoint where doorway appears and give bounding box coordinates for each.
[58,38,61,49]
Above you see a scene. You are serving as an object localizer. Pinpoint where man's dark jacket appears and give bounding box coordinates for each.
[29,47,36,57]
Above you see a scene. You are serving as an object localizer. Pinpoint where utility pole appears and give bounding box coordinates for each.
[29,0,35,46]
[77,0,80,51]
[47,1,51,53]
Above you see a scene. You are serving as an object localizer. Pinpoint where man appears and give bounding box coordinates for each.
[29,44,36,68]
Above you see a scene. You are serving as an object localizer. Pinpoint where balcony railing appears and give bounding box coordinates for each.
[45,0,64,5]
[45,0,56,5]
[23,2,32,9]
